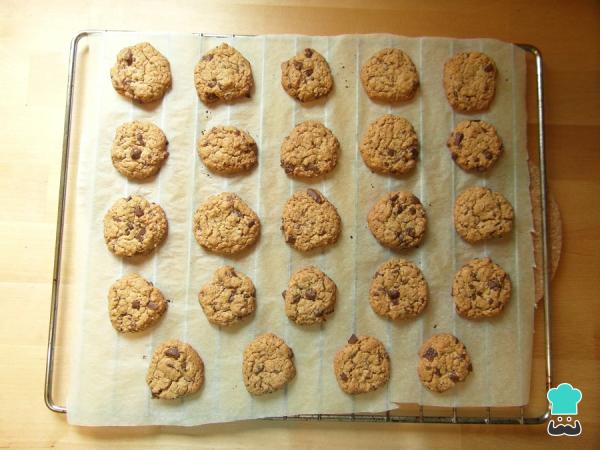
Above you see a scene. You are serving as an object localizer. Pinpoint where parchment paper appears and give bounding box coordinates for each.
[66,33,534,426]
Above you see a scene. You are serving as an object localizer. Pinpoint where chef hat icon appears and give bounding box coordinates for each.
[547,383,582,415]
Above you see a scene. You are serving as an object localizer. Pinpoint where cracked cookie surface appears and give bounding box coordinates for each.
[452,257,511,319]
[194,43,253,104]
[360,114,419,175]
[198,126,257,174]
[198,266,256,326]
[146,340,204,400]
[281,188,341,251]
[443,51,497,113]
[360,48,419,102]
[417,333,472,393]
[367,191,426,250]
[333,335,390,395]
[110,42,171,103]
[193,192,260,254]
[281,47,333,102]
[108,273,167,333]
[282,266,336,325]
[369,258,428,321]
[280,121,339,178]
[447,120,503,172]
[103,195,168,257]
[242,333,296,395]
[111,121,168,180]
[454,186,513,243]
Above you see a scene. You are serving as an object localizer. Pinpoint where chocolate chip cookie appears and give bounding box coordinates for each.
[281,47,333,102]
[333,334,391,395]
[443,51,497,113]
[242,333,296,395]
[282,266,336,325]
[198,265,256,326]
[454,186,514,243]
[369,258,428,321]
[194,43,253,104]
[193,192,260,255]
[281,188,342,251]
[417,333,472,393]
[360,114,419,175]
[452,257,512,319]
[103,195,168,257]
[111,121,169,180]
[367,191,427,250]
[280,121,339,178]
[108,273,168,333]
[146,340,205,400]
[447,120,503,172]
[360,48,419,102]
[110,42,171,104]
[198,126,258,174]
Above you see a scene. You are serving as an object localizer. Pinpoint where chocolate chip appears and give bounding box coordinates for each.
[131,300,140,309]
[248,220,255,228]
[134,206,144,217]
[205,92,218,101]
[484,151,493,160]
[340,372,348,382]
[135,228,146,241]
[304,48,313,58]
[387,288,400,300]
[131,148,142,160]
[409,206,416,215]
[454,132,464,146]
[289,348,294,359]
[407,146,418,158]
[451,152,458,161]
[449,373,460,382]
[293,60,303,70]
[203,53,213,61]
[484,64,494,72]
[488,279,501,290]
[281,290,287,299]
[306,188,322,203]
[348,334,358,344]
[124,50,133,65]
[165,347,180,358]
[207,80,216,87]
[292,294,301,304]
[390,194,399,202]
[406,227,415,238]
[434,368,441,376]
[234,129,241,136]
[305,288,316,300]
[423,347,437,361]
[387,148,395,156]
[286,235,296,244]
[136,132,145,146]
[147,302,158,310]
[126,223,134,232]
[467,363,473,372]
[304,68,313,77]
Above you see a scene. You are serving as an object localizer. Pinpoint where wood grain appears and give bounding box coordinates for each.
[0,0,598,448]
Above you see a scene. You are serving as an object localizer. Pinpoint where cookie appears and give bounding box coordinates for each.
[110,42,171,104]
[369,258,428,321]
[193,192,260,255]
[360,114,419,175]
[443,51,497,113]
[194,43,253,104]
[111,121,169,180]
[280,121,339,178]
[417,333,472,393]
[360,48,419,102]
[108,273,168,333]
[333,334,390,395]
[282,266,336,325]
[198,266,256,326]
[452,257,512,319]
[281,188,341,251]
[367,191,427,250]
[103,195,168,257]
[146,340,204,400]
[198,126,257,174]
[454,186,514,243]
[242,333,296,395]
[447,120,503,172]
[281,47,333,102]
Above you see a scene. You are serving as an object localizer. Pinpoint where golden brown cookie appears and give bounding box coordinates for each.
[369,258,428,321]
[281,47,333,102]
[447,120,503,172]
[146,340,204,400]
[193,192,260,255]
[367,191,427,250]
[103,195,168,257]
[194,43,253,104]
[242,333,296,395]
[333,334,391,395]
[108,273,168,333]
[281,188,342,251]
[198,266,256,326]
[443,51,497,113]
[418,333,472,393]
[282,266,336,325]
[360,114,419,175]
[280,121,339,178]
[198,126,257,175]
[453,186,514,243]
[110,42,171,104]
[360,48,419,102]
[452,257,512,319]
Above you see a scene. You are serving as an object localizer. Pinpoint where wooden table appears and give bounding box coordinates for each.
[1,1,598,448]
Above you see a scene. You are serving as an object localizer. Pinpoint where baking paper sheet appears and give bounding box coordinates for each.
[66,33,534,426]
